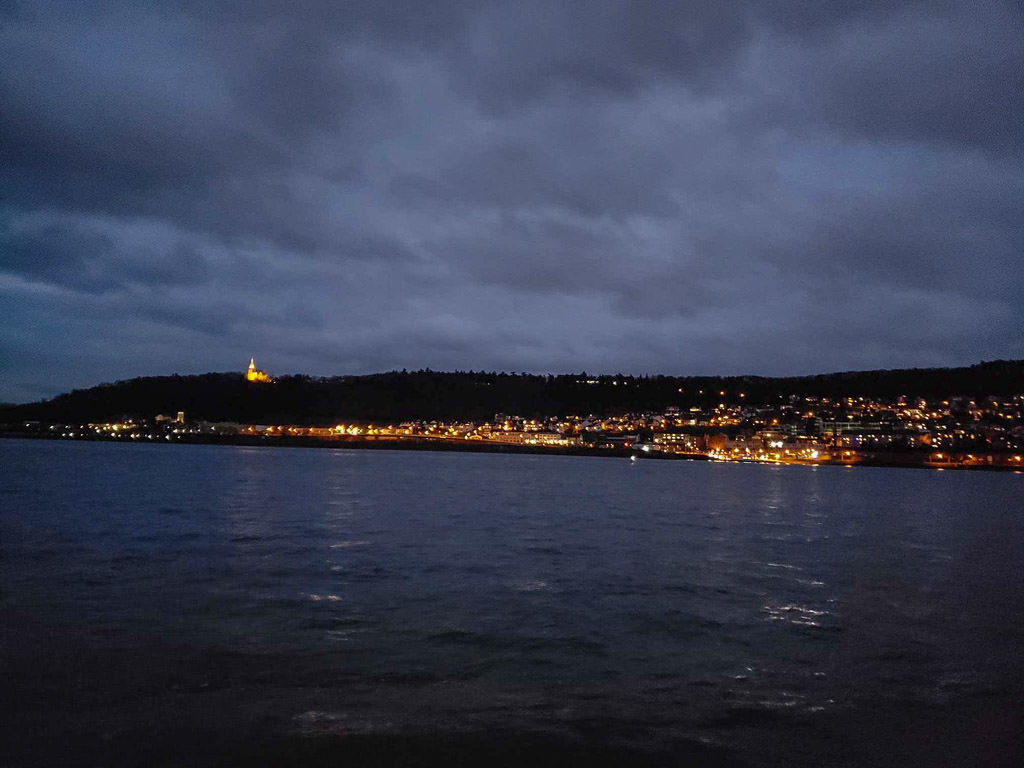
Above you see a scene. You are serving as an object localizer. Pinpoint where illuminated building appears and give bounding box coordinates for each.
[246,357,273,383]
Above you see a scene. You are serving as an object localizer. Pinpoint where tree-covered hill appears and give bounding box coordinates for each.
[2,360,1021,426]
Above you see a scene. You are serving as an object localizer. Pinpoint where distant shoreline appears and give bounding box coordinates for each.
[0,431,647,460]
[3,432,1021,472]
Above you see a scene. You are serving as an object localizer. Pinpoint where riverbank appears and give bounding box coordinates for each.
[2,431,1023,471]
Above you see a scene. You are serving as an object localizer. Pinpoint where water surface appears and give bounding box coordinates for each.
[2,439,1021,766]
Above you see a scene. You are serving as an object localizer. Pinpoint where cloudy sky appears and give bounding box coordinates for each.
[2,1,1021,402]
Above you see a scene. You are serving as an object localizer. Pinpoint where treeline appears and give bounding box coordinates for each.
[2,360,1021,426]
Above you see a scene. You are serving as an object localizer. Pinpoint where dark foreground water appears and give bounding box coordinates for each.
[2,439,1022,767]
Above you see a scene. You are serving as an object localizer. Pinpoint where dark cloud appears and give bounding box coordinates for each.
[765,2,1024,154]
[442,0,753,110]
[1,0,1021,402]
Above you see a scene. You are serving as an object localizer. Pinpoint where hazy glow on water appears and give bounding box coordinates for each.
[2,439,1022,764]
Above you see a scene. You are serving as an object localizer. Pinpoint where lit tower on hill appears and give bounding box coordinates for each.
[246,357,272,383]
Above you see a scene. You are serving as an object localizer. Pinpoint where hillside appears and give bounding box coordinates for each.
[2,361,1021,426]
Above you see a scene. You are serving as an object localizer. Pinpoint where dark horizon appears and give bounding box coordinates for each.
[4,357,1023,409]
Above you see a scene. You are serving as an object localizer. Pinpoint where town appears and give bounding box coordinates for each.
[11,367,1024,471]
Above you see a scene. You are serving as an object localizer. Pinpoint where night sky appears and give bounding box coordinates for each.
[2,1,1022,403]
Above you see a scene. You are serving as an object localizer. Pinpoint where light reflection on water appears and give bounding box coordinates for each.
[1,439,1022,764]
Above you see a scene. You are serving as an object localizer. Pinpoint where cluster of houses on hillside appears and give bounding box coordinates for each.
[20,389,1021,471]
